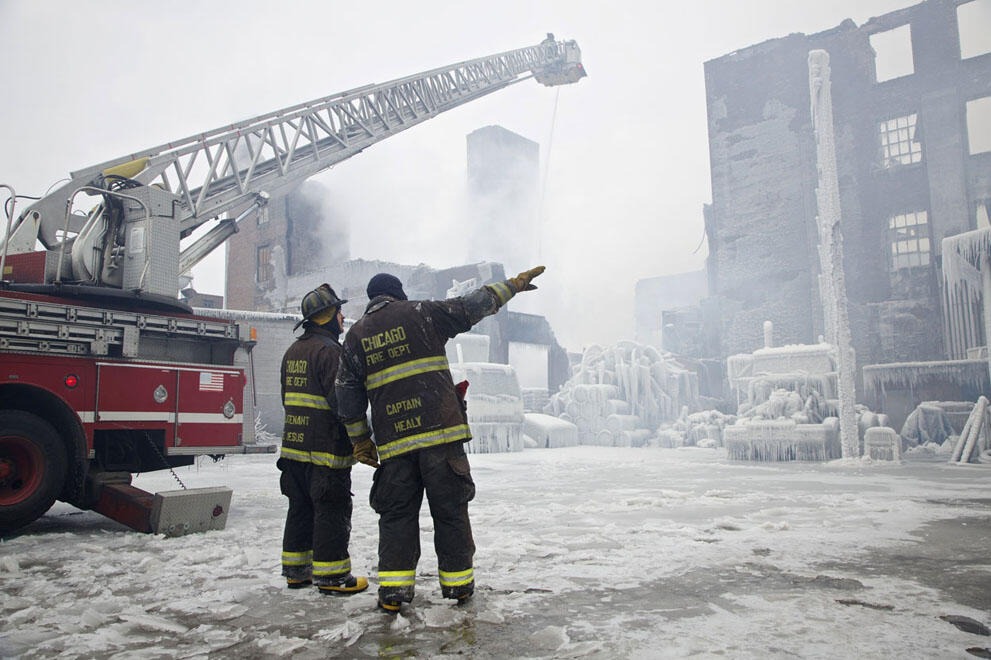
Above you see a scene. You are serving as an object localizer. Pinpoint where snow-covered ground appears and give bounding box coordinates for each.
[2,447,989,658]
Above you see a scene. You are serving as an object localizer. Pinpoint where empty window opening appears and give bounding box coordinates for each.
[888,211,930,270]
[256,245,273,282]
[879,113,922,167]
[958,0,991,59]
[966,96,991,154]
[870,25,915,82]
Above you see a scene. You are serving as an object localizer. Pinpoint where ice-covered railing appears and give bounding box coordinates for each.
[193,307,302,323]
[862,360,990,400]
[942,227,991,302]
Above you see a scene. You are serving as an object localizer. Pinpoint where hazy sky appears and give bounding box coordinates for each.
[0,0,919,351]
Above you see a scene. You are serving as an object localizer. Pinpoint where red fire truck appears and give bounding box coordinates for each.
[0,37,585,535]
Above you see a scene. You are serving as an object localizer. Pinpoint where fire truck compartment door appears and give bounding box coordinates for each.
[175,368,244,448]
[96,364,178,442]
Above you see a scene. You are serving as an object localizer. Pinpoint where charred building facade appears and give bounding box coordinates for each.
[704,0,991,374]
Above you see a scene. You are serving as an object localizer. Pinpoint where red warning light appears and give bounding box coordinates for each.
[64,374,79,388]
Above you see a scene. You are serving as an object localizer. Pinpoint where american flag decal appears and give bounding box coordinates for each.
[199,371,224,392]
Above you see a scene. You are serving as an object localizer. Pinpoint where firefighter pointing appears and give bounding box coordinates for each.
[336,266,545,612]
[278,284,368,594]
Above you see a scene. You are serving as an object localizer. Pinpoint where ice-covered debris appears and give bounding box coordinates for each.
[445,332,490,364]
[117,613,189,634]
[949,397,991,464]
[450,362,525,454]
[315,620,363,645]
[864,427,901,461]
[651,427,688,448]
[390,612,413,632]
[2,595,30,612]
[900,403,956,447]
[725,418,841,461]
[253,411,280,446]
[0,555,19,573]
[255,631,307,656]
[423,605,463,628]
[543,340,698,446]
[655,408,736,448]
[529,625,569,651]
[752,343,836,374]
[524,413,578,448]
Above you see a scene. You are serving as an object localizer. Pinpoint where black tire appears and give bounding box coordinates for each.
[0,410,68,534]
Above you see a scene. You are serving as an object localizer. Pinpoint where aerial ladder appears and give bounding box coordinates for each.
[0,37,585,535]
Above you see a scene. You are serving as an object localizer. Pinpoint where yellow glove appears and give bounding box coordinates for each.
[509,265,545,293]
[353,438,380,468]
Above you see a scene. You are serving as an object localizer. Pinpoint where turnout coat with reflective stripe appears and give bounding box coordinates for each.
[337,282,515,461]
[280,325,355,468]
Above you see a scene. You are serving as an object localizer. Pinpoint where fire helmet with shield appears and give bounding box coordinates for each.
[294,284,347,331]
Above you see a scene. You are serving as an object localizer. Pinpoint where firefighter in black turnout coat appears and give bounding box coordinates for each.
[279,284,368,594]
[336,267,545,611]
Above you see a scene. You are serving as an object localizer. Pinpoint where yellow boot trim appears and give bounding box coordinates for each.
[317,576,369,594]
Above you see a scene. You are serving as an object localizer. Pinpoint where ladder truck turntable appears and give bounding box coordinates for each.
[0,37,585,535]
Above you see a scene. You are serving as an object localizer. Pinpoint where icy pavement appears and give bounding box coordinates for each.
[1,447,989,658]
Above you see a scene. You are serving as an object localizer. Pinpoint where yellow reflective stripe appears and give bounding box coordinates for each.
[378,424,470,461]
[282,550,313,566]
[345,418,371,436]
[366,356,449,391]
[439,567,474,587]
[280,446,310,462]
[313,558,351,576]
[488,281,513,305]
[310,450,356,469]
[284,392,331,410]
[379,570,416,587]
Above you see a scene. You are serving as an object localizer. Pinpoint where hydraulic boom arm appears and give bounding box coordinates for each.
[2,36,584,297]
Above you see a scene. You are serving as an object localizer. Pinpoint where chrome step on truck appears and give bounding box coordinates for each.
[90,472,232,536]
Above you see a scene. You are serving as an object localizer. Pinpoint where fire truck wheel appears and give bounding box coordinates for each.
[0,411,68,534]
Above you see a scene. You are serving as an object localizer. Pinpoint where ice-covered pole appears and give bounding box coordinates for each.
[809,50,859,459]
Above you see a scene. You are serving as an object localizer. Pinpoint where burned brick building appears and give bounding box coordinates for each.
[703,0,991,374]
[226,180,347,312]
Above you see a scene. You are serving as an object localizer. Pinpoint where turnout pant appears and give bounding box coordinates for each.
[278,457,354,586]
[370,441,476,602]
